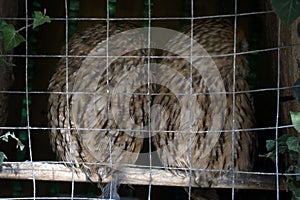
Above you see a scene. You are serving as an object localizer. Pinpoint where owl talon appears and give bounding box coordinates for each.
[84,171,93,183]
[98,169,104,183]
[80,164,94,183]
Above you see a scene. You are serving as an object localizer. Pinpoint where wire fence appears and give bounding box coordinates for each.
[0,0,299,199]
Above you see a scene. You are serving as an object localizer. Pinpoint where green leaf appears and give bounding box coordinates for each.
[271,0,300,25]
[33,11,51,29]
[0,24,25,51]
[266,139,276,151]
[291,112,300,133]
[269,152,276,162]
[294,79,300,103]
[278,134,292,145]
[294,187,300,200]
[289,150,299,160]
[279,145,288,154]
[0,57,16,67]
[286,135,300,152]
[0,20,7,26]
[0,151,7,165]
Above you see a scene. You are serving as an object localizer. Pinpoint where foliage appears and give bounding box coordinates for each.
[262,81,300,199]
[32,10,51,29]
[0,132,24,165]
[291,112,300,133]
[262,132,300,200]
[268,1,299,194]
[0,22,25,52]
[0,10,50,66]
[271,0,300,25]
[263,134,300,162]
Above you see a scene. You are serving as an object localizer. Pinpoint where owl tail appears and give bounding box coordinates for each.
[185,188,219,200]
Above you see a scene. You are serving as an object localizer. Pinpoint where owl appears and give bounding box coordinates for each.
[48,21,153,199]
[151,18,256,199]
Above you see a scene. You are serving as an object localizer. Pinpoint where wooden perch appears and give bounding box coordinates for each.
[0,162,284,190]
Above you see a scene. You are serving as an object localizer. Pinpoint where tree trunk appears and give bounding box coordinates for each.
[262,0,300,173]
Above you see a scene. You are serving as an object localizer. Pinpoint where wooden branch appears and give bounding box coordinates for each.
[0,162,283,190]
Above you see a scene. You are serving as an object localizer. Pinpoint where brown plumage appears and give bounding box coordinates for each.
[151,19,256,199]
[48,19,256,200]
[48,22,151,198]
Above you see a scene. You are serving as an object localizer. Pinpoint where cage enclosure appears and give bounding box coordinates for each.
[0,0,299,200]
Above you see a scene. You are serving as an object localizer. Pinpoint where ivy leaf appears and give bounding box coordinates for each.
[267,151,276,162]
[278,134,293,145]
[291,112,300,133]
[33,11,51,29]
[271,0,300,26]
[279,145,288,154]
[0,24,25,51]
[0,57,16,67]
[266,139,276,151]
[0,20,7,26]
[286,135,300,152]
[290,150,300,160]
[293,187,300,200]
[0,151,7,165]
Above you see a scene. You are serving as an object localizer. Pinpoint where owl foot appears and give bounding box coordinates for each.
[98,168,104,183]
[194,171,217,188]
[80,163,94,183]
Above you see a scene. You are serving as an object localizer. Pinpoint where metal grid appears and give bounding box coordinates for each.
[0,0,298,199]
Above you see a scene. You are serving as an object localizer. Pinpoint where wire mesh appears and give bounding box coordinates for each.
[0,0,299,199]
